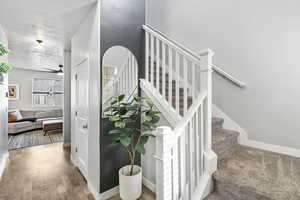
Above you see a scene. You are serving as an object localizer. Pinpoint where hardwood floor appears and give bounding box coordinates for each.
[0,142,155,200]
[108,187,155,200]
[0,143,94,200]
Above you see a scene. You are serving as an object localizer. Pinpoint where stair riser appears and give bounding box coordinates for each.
[212,120,224,134]
[213,136,238,155]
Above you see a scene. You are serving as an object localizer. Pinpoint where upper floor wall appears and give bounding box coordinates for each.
[146,0,300,150]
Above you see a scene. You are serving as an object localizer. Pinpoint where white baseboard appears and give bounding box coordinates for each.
[99,186,119,200]
[63,142,71,147]
[142,177,156,193]
[88,182,100,200]
[0,152,9,180]
[70,152,77,167]
[246,139,300,158]
[212,104,300,158]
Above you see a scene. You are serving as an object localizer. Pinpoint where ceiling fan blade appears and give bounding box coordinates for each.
[44,68,59,73]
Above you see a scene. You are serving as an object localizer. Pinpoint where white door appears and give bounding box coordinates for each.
[75,58,89,179]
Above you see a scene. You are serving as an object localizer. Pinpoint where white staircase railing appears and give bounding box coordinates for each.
[142,25,217,200]
[103,53,138,103]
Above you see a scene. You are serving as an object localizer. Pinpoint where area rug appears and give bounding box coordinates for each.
[8,130,63,150]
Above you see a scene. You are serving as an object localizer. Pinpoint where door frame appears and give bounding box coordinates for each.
[71,57,89,179]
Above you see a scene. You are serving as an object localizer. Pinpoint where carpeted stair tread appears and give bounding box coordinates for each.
[204,193,225,200]
[213,145,300,200]
[212,129,239,155]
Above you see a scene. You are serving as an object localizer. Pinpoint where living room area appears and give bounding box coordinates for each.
[7,68,64,150]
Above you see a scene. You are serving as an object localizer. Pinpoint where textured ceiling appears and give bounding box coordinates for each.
[0,0,97,71]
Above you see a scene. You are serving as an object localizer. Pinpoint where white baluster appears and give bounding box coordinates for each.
[145,32,149,81]
[162,42,166,100]
[172,140,179,200]
[175,52,180,115]
[183,58,188,115]
[156,38,160,91]
[155,126,174,200]
[200,105,204,175]
[192,63,196,100]
[168,47,173,107]
[150,35,155,85]
[179,132,186,199]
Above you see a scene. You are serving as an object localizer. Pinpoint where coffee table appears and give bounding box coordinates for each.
[43,119,63,136]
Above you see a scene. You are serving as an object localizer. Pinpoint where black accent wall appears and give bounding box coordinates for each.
[99,0,145,193]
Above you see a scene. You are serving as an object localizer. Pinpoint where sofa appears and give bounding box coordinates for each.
[8,109,63,135]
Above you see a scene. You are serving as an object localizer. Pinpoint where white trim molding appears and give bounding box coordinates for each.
[99,186,119,200]
[88,182,100,200]
[0,152,9,180]
[246,140,300,158]
[63,142,71,147]
[142,177,156,193]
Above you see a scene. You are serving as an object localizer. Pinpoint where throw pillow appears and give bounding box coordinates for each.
[8,112,17,123]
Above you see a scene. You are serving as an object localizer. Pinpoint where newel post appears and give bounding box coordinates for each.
[155,126,173,200]
[199,49,217,175]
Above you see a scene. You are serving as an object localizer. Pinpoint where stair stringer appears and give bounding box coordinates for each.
[141,78,216,200]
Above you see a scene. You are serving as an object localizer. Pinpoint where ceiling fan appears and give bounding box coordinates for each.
[44,64,64,76]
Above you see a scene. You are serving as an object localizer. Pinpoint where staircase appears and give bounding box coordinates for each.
[141,25,300,200]
[142,25,217,200]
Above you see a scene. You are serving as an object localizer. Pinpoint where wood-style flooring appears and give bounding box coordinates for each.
[0,142,155,200]
[0,143,94,200]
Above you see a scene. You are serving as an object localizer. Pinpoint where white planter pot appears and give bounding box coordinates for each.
[119,165,142,200]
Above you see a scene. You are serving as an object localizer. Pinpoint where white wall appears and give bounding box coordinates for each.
[0,24,8,178]
[8,68,63,110]
[146,0,300,150]
[63,51,71,146]
[71,2,100,197]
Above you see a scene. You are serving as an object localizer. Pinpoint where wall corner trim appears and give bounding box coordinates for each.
[142,177,156,193]
[99,186,119,200]
[87,182,101,200]
[0,151,9,180]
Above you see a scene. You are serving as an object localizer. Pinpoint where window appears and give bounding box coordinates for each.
[32,78,63,107]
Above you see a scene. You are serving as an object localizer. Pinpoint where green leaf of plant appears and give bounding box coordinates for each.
[109,115,120,121]
[120,136,131,147]
[140,135,149,145]
[118,94,125,102]
[144,115,152,122]
[115,121,126,128]
[108,129,122,135]
[135,143,146,155]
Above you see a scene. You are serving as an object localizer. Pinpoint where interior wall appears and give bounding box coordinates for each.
[146,0,300,150]
[100,0,145,193]
[63,51,71,146]
[71,2,100,195]
[8,68,63,110]
[0,24,8,177]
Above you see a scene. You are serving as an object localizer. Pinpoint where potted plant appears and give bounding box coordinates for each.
[103,94,160,200]
[0,43,10,83]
